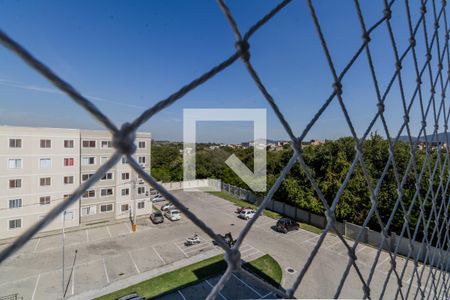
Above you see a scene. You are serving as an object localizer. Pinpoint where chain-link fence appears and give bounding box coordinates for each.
[0,0,449,299]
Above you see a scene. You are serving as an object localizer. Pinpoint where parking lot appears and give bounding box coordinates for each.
[0,191,441,299]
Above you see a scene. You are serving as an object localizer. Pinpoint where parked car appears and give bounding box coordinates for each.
[275,218,300,233]
[235,206,252,214]
[152,194,165,203]
[238,209,255,220]
[164,209,181,221]
[150,211,164,224]
[161,203,175,211]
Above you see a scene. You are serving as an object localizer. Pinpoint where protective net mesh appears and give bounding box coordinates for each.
[0,0,449,299]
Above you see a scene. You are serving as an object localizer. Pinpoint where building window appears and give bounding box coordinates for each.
[82,190,95,198]
[9,199,22,209]
[121,156,128,164]
[64,158,74,166]
[138,141,146,149]
[64,211,74,221]
[9,179,21,189]
[121,204,129,212]
[64,176,74,184]
[101,172,113,181]
[100,204,113,213]
[9,139,22,148]
[101,141,112,148]
[39,158,52,169]
[82,173,93,181]
[137,187,145,195]
[8,219,22,229]
[40,139,51,148]
[39,196,51,205]
[138,157,146,164]
[137,201,145,209]
[121,188,129,196]
[81,205,96,216]
[81,157,96,166]
[122,172,130,180]
[8,159,22,169]
[64,140,74,148]
[40,177,51,186]
[100,156,109,165]
[82,140,96,148]
[100,188,113,197]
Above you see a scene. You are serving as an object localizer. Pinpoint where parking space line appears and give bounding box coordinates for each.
[205,279,227,300]
[325,239,343,249]
[152,246,166,264]
[33,239,40,253]
[232,273,262,297]
[174,242,189,258]
[106,226,112,238]
[178,290,187,300]
[261,291,273,299]
[85,229,89,242]
[124,222,132,233]
[31,274,40,300]
[128,250,141,274]
[102,258,110,283]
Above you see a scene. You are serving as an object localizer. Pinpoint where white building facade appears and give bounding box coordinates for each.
[0,126,152,240]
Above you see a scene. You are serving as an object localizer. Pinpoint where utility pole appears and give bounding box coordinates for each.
[131,177,137,232]
[62,210,66,299]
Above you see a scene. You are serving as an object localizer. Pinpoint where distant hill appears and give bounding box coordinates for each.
[398,132,450,143]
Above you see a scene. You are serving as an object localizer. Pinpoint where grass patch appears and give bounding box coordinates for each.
[95,255,226,300]
[209,191,324,235]
[96,254,282,300]
[299,223,323,235]
[243,254,282,288]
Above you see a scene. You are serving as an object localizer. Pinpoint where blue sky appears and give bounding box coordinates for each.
[0,0,442,143]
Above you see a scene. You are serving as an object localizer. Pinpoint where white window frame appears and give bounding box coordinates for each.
[121,204,129,212]
[100,188,113,197]
[138,141,146,149]
[8,158,23,169]
[137,187,145,195]
[81,157,96,166]
[82,140,96,148]
[81,205,97,216]
[9,179,22,189]
[64,211,74,221]
[9,138,22,148]
[64,157,75,166]
[39,158,52,169]
[121,156,128,164]
[101,140,112,148]
[138,156,146,164]
[8,218,22,230]
[122,172,130,180]
[39,196,51,206]
[82,173,94,181]
[137,201,145,209]
[82,190,96,199]
[8,198,22,209]
[64,176,74,184]
[40,139,51,148]
[64,140,74,148]
[100,172,113,181]
[100,203,113,213]
[40,177,51,186]
[121,188,130,196]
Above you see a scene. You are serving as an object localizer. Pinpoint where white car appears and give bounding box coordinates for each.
[152,194,165,203]
[164,209,181,221]
[161,203,175,211]
[238,209,255,220]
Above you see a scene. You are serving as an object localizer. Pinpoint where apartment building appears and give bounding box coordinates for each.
[0,126,152,240]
